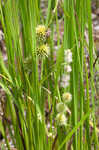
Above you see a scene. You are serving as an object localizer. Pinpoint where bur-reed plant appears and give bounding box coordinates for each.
[0,0,98,150]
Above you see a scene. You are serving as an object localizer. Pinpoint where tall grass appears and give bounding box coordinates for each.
[0,0,98,150]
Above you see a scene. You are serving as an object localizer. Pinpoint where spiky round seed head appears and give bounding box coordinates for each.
[36,25,47,43]
[56,102,66,113]
[62,92,72,103]
[36,25,46,35]
[37,44,50,58]
[56,113,67,126]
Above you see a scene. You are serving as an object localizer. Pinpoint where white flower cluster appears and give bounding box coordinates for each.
[60,49,72,88]
[64,49,72,63]
[60,74,70,88]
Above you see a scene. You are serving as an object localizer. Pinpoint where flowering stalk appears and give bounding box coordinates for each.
[60,49,72,88]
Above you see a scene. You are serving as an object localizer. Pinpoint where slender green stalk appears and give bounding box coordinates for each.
[87,0,98,149]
